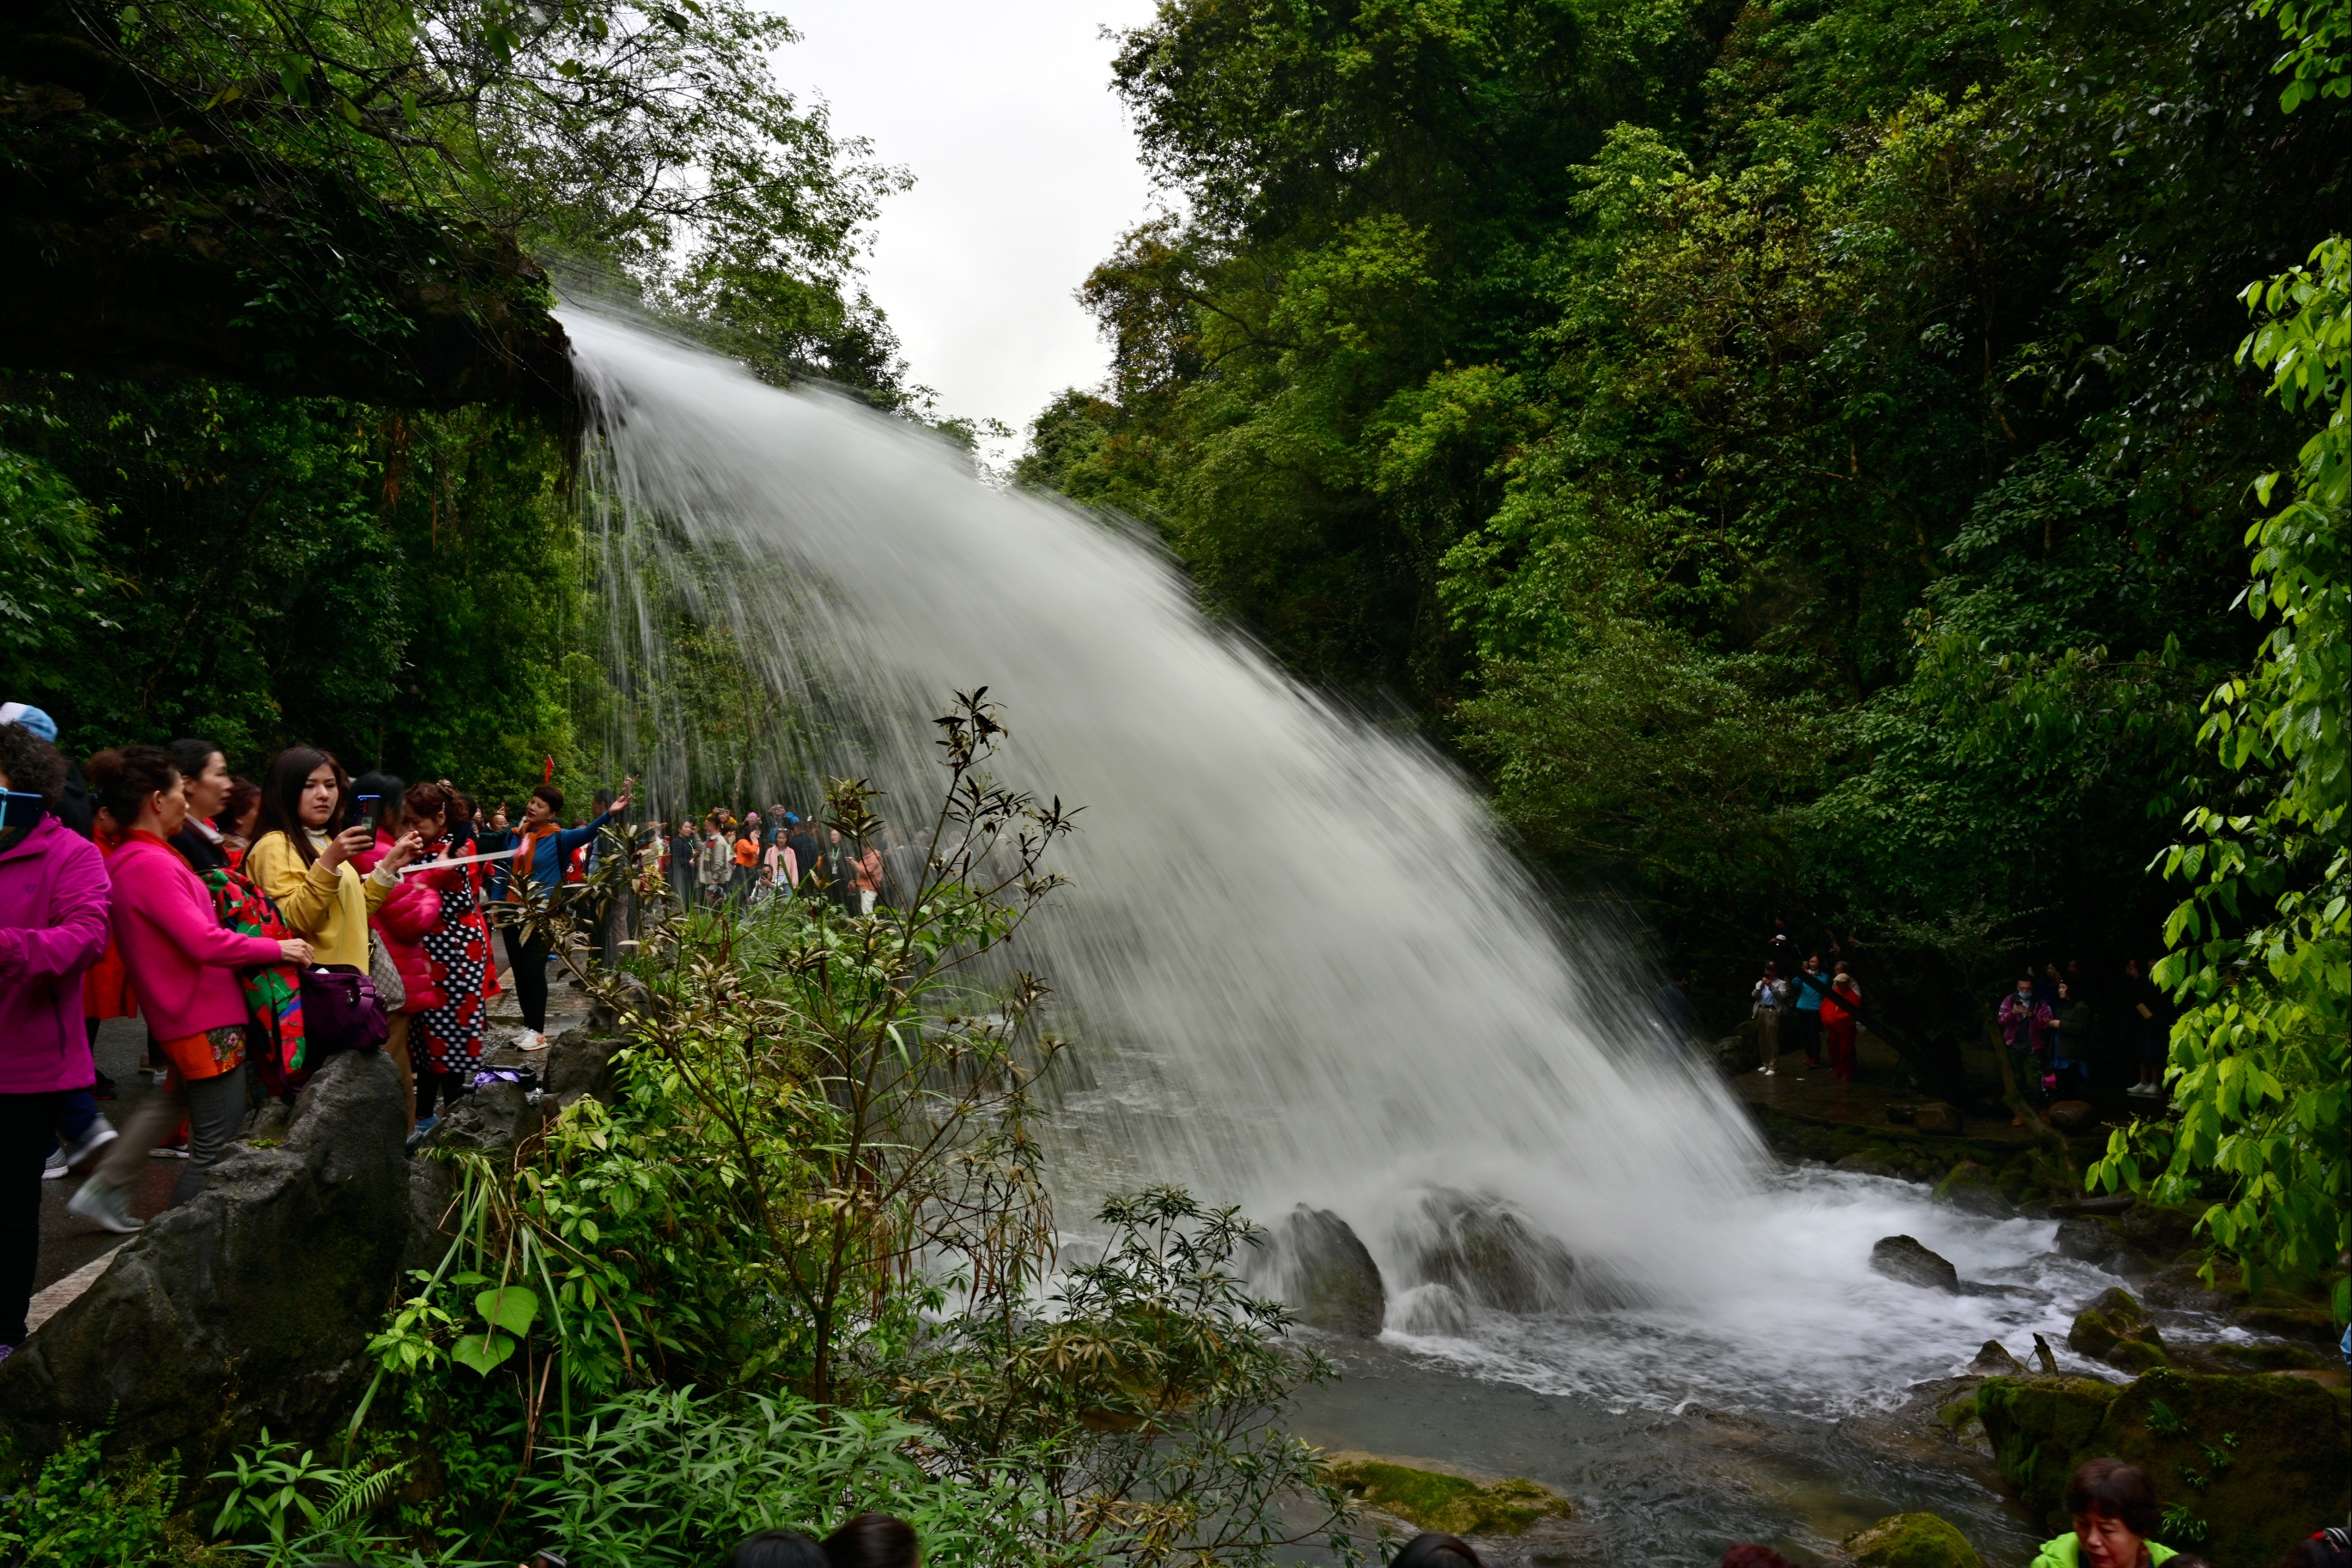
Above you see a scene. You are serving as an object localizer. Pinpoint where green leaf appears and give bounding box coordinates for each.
[477,1285,540,1336]
[450,1331,517,1376]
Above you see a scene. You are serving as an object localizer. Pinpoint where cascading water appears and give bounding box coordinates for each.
[564,308,2142,1522]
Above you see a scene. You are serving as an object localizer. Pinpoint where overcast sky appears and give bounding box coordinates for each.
[769,0,1164,462]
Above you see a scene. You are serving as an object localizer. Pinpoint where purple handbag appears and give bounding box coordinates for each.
[295,963,389,1069]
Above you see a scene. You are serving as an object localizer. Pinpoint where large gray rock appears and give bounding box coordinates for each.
[1414,1191,1577,1315]
[1871,1235,1962,1293]
[1264,1206,1386,1337]
[0,1052,408,1465]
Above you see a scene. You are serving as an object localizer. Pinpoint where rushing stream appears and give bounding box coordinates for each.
[566,307,2145,1563]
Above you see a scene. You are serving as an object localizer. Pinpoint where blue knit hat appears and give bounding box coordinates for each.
[0,703,58,743]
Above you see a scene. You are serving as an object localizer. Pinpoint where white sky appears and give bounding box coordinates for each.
[768,0,1165,464]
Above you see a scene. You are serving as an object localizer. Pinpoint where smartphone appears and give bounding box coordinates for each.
[0,788,47,852]
[356,793,383,834]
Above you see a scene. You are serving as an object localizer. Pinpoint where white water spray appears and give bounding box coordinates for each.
[567,309,2122,1420]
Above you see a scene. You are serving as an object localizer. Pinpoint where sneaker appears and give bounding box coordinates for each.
[64,1179,143,1234]
[514,1030,549,1052]
[404,1115,441,1154]
[58,1121,117,1172]
[41,1148,69,1181]
[149,1143,190,1158]
[93,1072,117,1100]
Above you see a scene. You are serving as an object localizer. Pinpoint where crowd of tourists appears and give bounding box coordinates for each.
[0,702,657,1360]
[647,804,939,918]
[1743,919,2178,1121]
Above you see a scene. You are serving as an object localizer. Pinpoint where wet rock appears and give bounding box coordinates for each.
[2112,1201,2199,1257]
[544,1026,624,1107]
[0,1053,407,1468]
[1414,1192,1576,1315]
[1885,1103,1918,1125]
[1978,1370,2350,1566]
[2045,1100,2097,1133]
[1844,1513,1986,1568]
[1871,1235,1961,1293]
[428,1079,550,1155]
[1968,1340,2027,1377]
[1935,1163,2012,1218]
[1837,1152,1905,1178]
[2053,1218,2118,1263]
[1266,1206,1385,1337]
[2231,1300,2340,1348]
[2070,1287,2167,1370]
[1914,1102,1964,1135]
[239,1097,293,1143]
[1325,1452,1572,1535]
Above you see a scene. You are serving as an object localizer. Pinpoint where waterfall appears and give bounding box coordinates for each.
[568,303,1761,1268]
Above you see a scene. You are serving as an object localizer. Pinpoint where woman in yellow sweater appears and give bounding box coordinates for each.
[246,748,422,965]
[246,749,420,1099]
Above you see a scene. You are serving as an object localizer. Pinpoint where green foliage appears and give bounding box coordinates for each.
[0,1428,179,1567]
[513,1390,1042,1568]
[2091,235,2352,1316]
[0,380,585,793]
[1024,0,2352,1036]
[208,1432,410,1566]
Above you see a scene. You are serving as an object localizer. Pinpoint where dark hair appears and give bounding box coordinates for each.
[167,737,225,784]
[1722,1548,1800,1568]
[352,770,404,833]
[404,781,453,824]
[722,1528,830,1568]
[451,790,476,826]
[823,1513,920,1568]
[258,746,347,867]
[2275,1533,2352,1568]
[0,721,68,805]
[532,781,565,815]
[1391,1535,1483,1568]
[2065,1458,2159,1536]
[220,775,261,832]
[84,745,179,826]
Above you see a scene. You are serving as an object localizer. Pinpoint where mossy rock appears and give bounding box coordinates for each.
[2070,1287,2168,1370]
[1325,1456,1572,1536]
[1845,1513,1987,1568]
[1978,1370,2351,1568]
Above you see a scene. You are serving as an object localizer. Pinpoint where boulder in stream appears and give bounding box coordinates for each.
[1325,1452,1572,1535]
[2069,1286,2168,1372]
[1913,1102,1965,1135]
[1266,1205,1385,1337]
[1871,1235,1961,1293]
[1413,1191,1576,1314]
[1845,1513,1986,1568]
[1967,1340,2027,1377]
[0,1052,408,1467]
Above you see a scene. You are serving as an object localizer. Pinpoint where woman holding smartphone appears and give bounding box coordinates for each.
[246,750,420,970]
[65,747,313,1234]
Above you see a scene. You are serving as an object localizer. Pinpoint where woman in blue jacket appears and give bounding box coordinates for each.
[495,777,629,1050]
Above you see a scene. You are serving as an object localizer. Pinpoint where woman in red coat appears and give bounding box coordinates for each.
[375,782,491,1132]
[1820,961,1862,1083]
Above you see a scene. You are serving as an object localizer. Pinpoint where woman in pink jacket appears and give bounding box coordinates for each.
[0,714,111,1357]
[65,747,312,1234]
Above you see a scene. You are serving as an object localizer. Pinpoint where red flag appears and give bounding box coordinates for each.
[542,754,555,782]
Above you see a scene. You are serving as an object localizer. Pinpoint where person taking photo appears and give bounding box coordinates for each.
[496,778,629,1050]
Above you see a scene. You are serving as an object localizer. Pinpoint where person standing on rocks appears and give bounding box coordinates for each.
[1751,963,1788,1074]
[68,747,313,1234]
[0,715,112,1356]
[1999,972,2055,1126]
[1820,960,1861,1082]
[377,783,491,1135]
[1790,953,1828,1068]
[498,779,630,1050]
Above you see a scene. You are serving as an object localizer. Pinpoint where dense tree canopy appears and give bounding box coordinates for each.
[1019,0,2352,1044]
[0,0,916,796]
